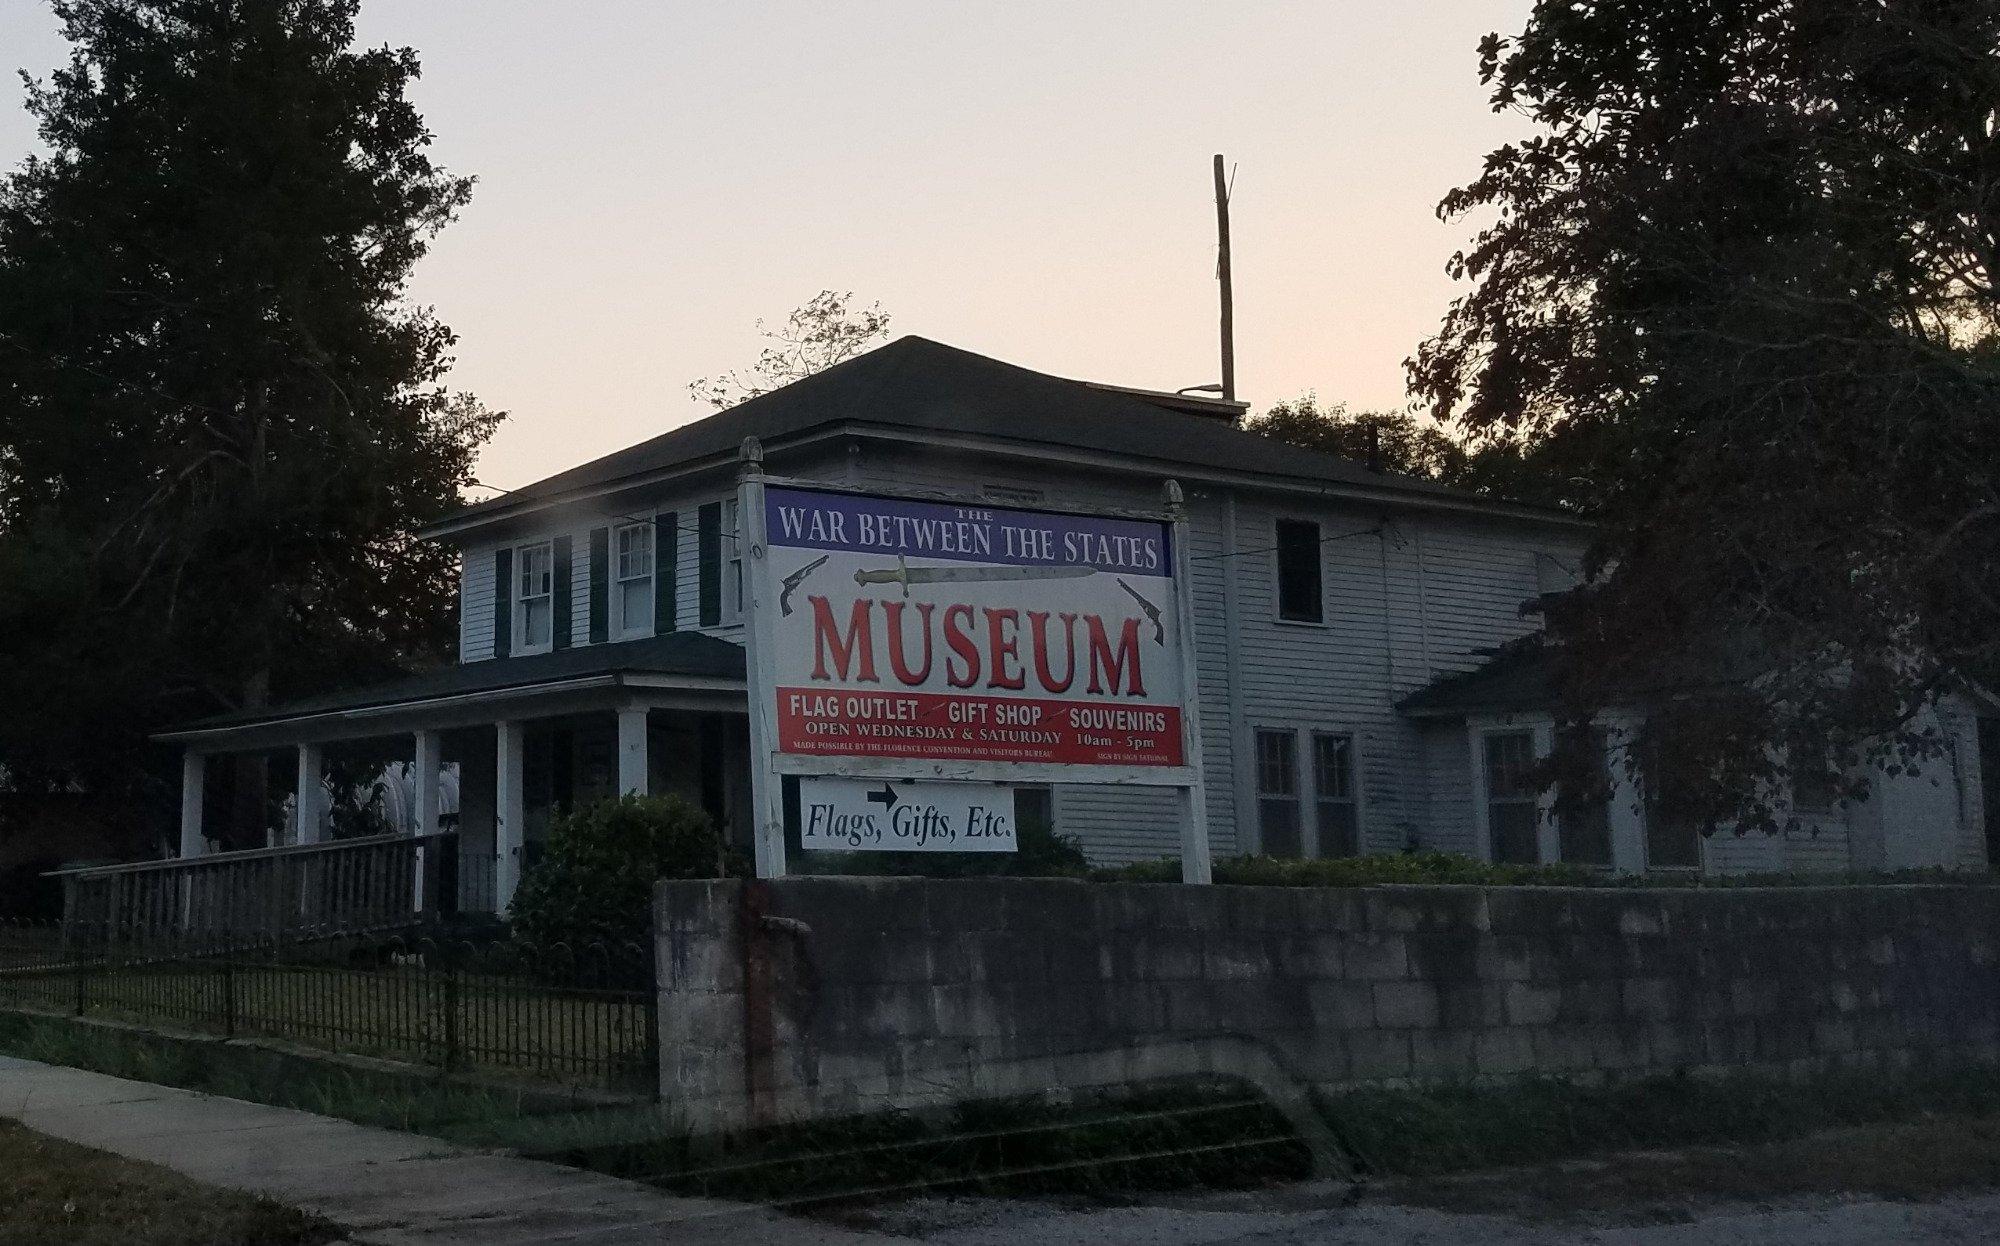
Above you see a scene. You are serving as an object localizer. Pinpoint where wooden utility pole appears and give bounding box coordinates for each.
[1213,153,1235,402]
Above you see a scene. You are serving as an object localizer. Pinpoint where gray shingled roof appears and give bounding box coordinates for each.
[163,632,746,735]
[435,336,1567,536]
[1397,646,1557,718]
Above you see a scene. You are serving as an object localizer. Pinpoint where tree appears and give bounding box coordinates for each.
[1409,1,2000,830]
[688,290,890,410]
[1243,394,1570,507]
[0,0,499,843]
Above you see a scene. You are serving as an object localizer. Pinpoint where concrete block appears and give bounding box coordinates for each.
[1042,938,1104,984]
[1202,934,1278,981]
[1225,886,1303,932]
[1291,888,1365,932]
[1557,979,1624,1024]
[1475,1027,1537,1076]
[1473,936,1538,981]
[1813,1017,1858,1054]
[1730,979,1780,1018]
[1404,933,1483,981]
[1505,983,1563,1027]
[1623,977,1678,1022]
[1615,903,1668,937]
[1437,981,1509,1028]
[1529,1025,1598,1074]
[1486,889,1577,936]
[1342,933,1408,980]
[1308,982,1377,1031]
[1273,933,1344,977]
[1373,981,1441,1029]
[1362,887,1489,934]
[1348,1029,1413,1079]
[1410,1028,1480,1078]
[1144,939,1208,981]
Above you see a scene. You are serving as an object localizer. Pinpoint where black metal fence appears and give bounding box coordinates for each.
[0,922,658,1095]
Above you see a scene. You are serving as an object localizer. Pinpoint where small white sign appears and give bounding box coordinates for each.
[798,776,1018,853]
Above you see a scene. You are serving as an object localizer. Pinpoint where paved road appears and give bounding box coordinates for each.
[872,1186,2000,1244]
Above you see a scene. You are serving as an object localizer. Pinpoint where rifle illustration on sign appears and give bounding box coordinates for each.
[853,555,1097,596]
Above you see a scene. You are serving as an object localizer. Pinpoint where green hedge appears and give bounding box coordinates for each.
[1092,850,1999,888]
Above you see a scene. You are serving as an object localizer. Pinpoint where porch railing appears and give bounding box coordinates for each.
[52,832,463,953]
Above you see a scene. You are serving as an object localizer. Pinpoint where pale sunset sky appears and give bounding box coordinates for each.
[1,1,1533,490]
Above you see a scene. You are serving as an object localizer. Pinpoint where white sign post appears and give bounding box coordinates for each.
[738,438,1211,882]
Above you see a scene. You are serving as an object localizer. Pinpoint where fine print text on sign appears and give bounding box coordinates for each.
[798,777,1017,853]
[763,486,1186,770]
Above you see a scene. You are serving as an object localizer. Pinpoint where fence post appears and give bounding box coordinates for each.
[222,959,237,1039]
[441,962,462,1074]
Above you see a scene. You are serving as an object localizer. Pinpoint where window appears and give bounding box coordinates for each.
[1016,785,1054,839]
[1255,729,1303,858]
[514,541,553,652]
[1555,727,1613,866]
[612,523,654,638]
[1274,519,1323,623]
[722,498,745,623]
[1313,733,1359,857]
[1484,731,1540,864]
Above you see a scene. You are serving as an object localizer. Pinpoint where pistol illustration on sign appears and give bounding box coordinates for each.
[778,555,829,616]
[853,555,1095,597]
[1117,577,1165,644]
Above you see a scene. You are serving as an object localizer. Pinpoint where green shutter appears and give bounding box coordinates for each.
[493,547,512,659]
[697,503,721,627]
[655,512,679,634]
[587,528,609,644]
[552,534,573,650]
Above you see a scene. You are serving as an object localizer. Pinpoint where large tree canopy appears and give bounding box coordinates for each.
[0,0,497,827]
[1411,1,2000,828]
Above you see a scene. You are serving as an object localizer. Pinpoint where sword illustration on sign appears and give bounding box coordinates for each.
[852,555,1097,596]
[1117,577,1165,644]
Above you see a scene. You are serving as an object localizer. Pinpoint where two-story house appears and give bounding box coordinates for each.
[159,337,1995,908]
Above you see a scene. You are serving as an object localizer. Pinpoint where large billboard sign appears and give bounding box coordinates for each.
[757,485,1189,777]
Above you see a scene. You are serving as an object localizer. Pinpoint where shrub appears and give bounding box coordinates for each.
[509,795,731,953]
[1093,850,1599,887]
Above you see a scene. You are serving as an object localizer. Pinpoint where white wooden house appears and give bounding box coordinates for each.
[157,337,1996,910]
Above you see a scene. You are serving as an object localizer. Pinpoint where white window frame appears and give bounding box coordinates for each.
[1270,515,1328,627]
[512,539,555,656]
[1468,715,1556,865]
[722,497,745,624]
[611,521,655,641]
[1311,730,1362,858]
[1249,722,1366,858]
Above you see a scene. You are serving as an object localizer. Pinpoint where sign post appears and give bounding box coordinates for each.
[738,440,1211,882]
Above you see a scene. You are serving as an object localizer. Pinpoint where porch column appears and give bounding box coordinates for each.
[413,730,442,835]
[178,751,206,858]
[295,743,326,845]
[617,707,650,797]
[412,729,441,915]
[495,720,526,911]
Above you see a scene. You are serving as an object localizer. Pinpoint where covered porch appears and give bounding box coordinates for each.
[154,634,750,921]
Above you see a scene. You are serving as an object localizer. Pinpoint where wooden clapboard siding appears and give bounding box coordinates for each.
[443,437,1591,867]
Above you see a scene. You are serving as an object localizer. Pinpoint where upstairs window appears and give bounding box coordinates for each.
[613,522,655,638]
[515,541,554,652]
[723,498,745,623]
[1275,519,1323,622]
[1313,732,1360,857]
[1484,730,1540,864]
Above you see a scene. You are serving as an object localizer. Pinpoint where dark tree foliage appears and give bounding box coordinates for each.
[0,1,498,831]
[1241,394,1571,506]
[1411,1,2000,830]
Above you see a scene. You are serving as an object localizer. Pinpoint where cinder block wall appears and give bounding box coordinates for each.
[655,879,2000,1134]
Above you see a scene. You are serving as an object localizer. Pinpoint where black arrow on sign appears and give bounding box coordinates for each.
[865,783,899,810]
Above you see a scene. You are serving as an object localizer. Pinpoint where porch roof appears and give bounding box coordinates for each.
[1397,646,1555,719]
[156,633,748,747]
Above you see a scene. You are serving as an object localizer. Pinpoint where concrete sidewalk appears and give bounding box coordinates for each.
[0,1055,885,1245]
